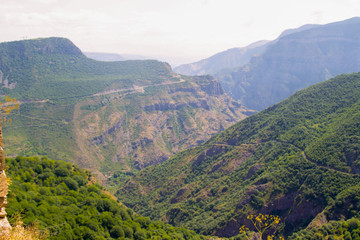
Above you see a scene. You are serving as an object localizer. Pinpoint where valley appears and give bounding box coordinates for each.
[1,17,360,240]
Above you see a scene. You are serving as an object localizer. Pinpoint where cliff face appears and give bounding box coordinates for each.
[0,119,11,234]
[0,37,252,178]
[74,75,251,172]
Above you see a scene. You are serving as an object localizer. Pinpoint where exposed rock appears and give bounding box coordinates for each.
[0,70,16,89]
[92,118,124,145]
[306,211,328,230]
[199,79,224,96]
[245,163,263,180]
[2,78,16,89]
[0,217,11,235]
[0,124,11,234]
[144,100,210,111]
[168,87,198,94]
[192,145,230,168]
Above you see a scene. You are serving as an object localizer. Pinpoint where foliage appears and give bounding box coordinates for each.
[288,218,360,239]
[6,156,205,239]
[240,214,281,239]
[117,72,360,237]
[0,96,19,125]
[0,96,19,115]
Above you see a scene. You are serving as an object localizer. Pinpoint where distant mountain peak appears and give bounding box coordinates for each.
[279,24,320,38]
[0,37,83,56]
[216,17,360,111]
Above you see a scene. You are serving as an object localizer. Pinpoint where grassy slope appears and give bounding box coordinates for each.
[0,38,175,100]
[116,72,360,237]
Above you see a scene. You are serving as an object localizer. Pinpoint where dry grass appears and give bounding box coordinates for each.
[0,218,49,240]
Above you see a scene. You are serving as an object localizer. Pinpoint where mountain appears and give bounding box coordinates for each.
[116,72,360,238]
[278,24,319,38]
[174,40,270,76]
[173,23,320,77]
[216,17,360,111]
[6,156,205,239]
[0,37,250,179]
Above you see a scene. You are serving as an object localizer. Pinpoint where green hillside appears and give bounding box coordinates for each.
[0,38,175,100]
[0,37,249,177]
[6,156,207,239]
[288,217,360,239]
[116,72,360,238]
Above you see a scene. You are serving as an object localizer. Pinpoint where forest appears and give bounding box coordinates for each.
[6,156,205,240]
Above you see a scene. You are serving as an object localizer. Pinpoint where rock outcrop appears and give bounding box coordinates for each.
[0,120,11,235]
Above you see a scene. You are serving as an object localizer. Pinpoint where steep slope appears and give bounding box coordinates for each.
[6,156,205,239]
[174,40,270,76]
[117,72,360,237]
[73,75,250,174]
[289,217,360,239]
[0,37,250,177]
[216,17,360,111]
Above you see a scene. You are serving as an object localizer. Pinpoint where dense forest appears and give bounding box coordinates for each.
[6,156,206,240]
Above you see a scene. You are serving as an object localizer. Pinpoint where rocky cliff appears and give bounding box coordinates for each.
[74,75,251,173]
[0,37,252,178]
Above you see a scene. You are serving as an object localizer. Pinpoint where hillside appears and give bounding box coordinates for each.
[0,37,250,177]
[116,72,360,238]
[216,17,360,111]
[5,156,205,239]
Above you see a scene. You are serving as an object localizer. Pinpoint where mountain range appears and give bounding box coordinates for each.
[175,17,360,111]
[1,17,360,240]
[173,23,320,76]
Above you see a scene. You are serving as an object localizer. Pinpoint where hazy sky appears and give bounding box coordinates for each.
[1,0,359,65]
